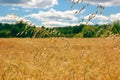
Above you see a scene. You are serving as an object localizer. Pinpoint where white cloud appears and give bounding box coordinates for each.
[26,8,79,27]
[79,21,93,25]
[85,0,120,6]
[43,21,76,27]
[85,13,120,22]
[110,13,120,22]
[0,14,30,24]
[98,21,109,25]
[72,0,120,6]
[95,15,109,21]
[83,13,120,25]
[0,0,58,8]
[84,14,109,21]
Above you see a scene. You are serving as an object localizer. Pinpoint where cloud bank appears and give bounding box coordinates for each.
[0,0,58,8]
[72,0,120,6]
[0,12,120,27]
[26,8,78,27]
[86,0,120,6]
[1,0,120,9]
[0,14,30,24]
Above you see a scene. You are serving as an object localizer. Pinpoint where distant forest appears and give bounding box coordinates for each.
[0,20,120,38]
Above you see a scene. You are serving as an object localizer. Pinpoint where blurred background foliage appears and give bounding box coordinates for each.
[0,20,120,38]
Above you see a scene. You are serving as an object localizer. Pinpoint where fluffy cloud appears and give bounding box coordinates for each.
[110,13,120,22]
[85,13,120,22]
[95,15,109,21]
[98,21,109,25]
[0,12,120,27]
[84,14,109,21]
[26,8,79,27]
[86,0,120,6]
[72,0,120,6]
[81,13,120,25]
[0,14,30,24]
[26,8,120,27]
[43,21,76,27]
[0,0,58,8]
[78,22,93,25]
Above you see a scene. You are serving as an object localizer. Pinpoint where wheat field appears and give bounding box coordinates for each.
[0,37,120,80]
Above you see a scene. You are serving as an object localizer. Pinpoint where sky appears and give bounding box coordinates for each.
[0,0,120,27]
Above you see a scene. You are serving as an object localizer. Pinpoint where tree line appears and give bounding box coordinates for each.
[0,20,120,38]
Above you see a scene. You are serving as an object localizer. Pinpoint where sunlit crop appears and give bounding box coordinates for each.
[0,36,120,80]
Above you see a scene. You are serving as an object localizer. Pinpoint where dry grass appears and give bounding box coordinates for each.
[0,37,120,80]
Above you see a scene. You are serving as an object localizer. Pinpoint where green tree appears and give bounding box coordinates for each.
[72,24,84,34]
[82,26,96,38]
[11,27,19,37]
[111,20,120,34]
[0,30,11,38]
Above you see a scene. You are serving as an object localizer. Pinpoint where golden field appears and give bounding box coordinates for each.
[0,37,120,80]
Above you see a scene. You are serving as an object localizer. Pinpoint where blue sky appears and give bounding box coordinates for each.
[0,0,120,27]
